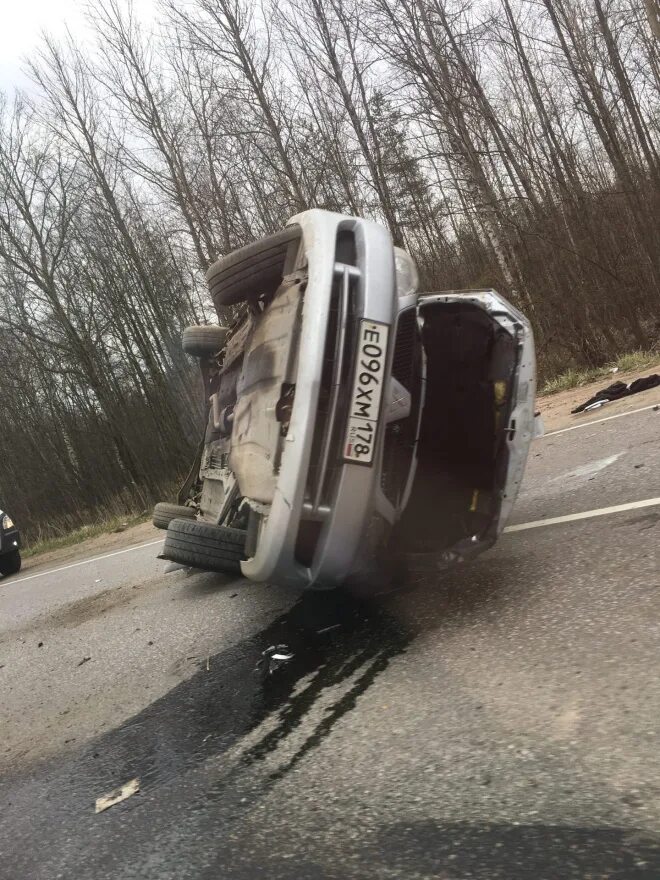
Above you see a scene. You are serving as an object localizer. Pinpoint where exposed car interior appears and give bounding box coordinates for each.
[398,301,518,554]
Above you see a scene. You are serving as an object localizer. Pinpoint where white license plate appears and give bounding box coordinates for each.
[343,320,390,464]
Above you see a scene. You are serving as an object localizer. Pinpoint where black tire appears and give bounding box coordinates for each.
[153,502,197,531]
[162,518,246,574]
[206,225,301,310]
[0,549,21,577]
[181,325,229,358]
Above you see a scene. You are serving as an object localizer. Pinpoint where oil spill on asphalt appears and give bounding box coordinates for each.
[6,587,412,811]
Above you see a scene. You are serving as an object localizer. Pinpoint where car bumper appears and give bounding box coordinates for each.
[240,210,397,588]
[0,527,20,555]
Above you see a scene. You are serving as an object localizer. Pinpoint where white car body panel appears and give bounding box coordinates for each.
[189,211,537,590]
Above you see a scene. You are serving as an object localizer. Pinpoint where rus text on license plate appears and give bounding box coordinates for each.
[343,320,390,464]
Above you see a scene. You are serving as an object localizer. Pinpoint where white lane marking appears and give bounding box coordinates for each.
[3,538,164,586]
[543,403,659,437]
[505,497,660,533]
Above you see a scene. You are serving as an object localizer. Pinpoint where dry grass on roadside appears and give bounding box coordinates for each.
[22,512,150,559]
[540,350,660,396]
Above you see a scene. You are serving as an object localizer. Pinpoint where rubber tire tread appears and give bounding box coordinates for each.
[206,226,300,308]
[163,518,246,574]
[164,535,243,558]
[0,549,21,576]
[153,502,196,531]
[182,325,228,358]
[164,540,242,574]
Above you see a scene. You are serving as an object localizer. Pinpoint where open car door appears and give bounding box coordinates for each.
[396,289,536,572]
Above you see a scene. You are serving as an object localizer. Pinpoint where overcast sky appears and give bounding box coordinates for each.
[0,0,155,93]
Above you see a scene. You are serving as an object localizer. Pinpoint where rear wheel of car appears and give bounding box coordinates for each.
[181,325,229,358]
[163,518,246,574]
[152,502,197,531]
[0,549,21,577]
[206,225,301,311]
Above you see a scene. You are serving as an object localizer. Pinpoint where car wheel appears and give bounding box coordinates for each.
[162,518,246,574]
[0,549,21,577]
[152,502,197,531]
[181,325,229,358]
[206,225,301,311]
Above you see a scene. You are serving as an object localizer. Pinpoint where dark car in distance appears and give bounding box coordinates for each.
[0,509,21,577]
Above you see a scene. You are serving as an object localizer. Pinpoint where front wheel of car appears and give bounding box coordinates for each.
[162,518,246,574]
[0,549,21,577]
[205,225,301,310]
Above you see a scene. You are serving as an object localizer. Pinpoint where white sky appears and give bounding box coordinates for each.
[0,0,156,93]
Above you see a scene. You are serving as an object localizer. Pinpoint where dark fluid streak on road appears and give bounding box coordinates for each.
[11,587,411,808]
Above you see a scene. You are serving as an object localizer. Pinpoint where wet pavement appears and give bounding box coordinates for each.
[1,405,660,878]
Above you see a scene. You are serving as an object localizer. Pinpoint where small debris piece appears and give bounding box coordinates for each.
[147,640,154,646]
[230,592,239,598]
[584,399,609,412]
[77,656,91,667]
[38,641,44,648]
[206,656,210,671]
[95,778,140,814]
[256,644,295,675]
[317,624,341,635]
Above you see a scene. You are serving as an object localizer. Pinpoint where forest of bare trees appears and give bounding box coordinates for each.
[1,0,658,540]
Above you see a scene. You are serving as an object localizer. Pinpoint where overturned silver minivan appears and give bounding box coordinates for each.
[157,209,536,589]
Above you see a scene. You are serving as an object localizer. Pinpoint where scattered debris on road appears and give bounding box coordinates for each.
[95,778,140,814]
[572,374,660,413]
[77,656,91,667]
[256,644,295,675]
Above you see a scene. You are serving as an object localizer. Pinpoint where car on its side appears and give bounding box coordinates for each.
[0,509,21,577]
[157,209,537,589]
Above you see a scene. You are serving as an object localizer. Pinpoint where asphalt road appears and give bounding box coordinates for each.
[1,403,659,879]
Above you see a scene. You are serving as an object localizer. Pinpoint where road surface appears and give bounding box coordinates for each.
[1,400,659,879]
